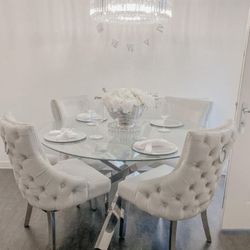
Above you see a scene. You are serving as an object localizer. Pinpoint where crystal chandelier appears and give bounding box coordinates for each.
[90,0,173,23]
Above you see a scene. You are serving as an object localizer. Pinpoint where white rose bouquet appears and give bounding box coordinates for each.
[103,88,155,114]
[103,88,155,127]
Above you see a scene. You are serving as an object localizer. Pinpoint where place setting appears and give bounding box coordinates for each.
[43,128,87,143]
[76,109,107,124]
[76,97,108,125]
[150,103,184,132]
[150,117,183,129]
[132,138,178,156]
[76,110,106,140]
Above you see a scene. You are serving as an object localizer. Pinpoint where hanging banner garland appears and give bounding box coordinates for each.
[96,23,166,53]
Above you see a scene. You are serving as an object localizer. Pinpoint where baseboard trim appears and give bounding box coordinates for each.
[0,161,11,169]
[221,229,250,233]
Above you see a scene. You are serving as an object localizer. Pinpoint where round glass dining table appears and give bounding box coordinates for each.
[41,118,189,249]
[41,118,189,183]
[41,119,188,163]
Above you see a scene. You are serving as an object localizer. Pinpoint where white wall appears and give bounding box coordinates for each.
[0,0,249,163]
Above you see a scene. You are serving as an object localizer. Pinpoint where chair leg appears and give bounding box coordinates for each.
[24,203,33,228]
[169,221,177,250]
[105,193,110,216]
[47,211,56,250]
[119,198,127,239]
[89,198,97,211]
[201,210,212,243]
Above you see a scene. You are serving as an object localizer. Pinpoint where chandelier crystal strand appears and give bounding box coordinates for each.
[90,0,173,23]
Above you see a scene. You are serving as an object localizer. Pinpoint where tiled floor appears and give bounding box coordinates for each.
[0,169,249,250]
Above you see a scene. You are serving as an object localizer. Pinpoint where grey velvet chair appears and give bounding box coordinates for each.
[96,122,234,250]
[0,116,111,250]
[145,96,212,128]
[163,96,212,128]
[50,95,122,172]
[51,95,90,123]
[140,96,212,169]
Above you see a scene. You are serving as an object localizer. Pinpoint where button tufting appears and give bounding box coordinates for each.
[189,184,195,191]
[60,183,66,188]
[209,148,216,156]
[201,172,207,178]
[195,194,201,200]
[40,186,45,192]
[145,192,150,198]
[205,182,211,187]
[156,187,161,193]
[162,201,168,207]
[212,160,217,166]
[28,176,34,181]
[20,154,28,161]
[34,196,39,201]
[183,205,189,211]
[175,194,181,201]
[53,196,57,200]
[195,162,202,168]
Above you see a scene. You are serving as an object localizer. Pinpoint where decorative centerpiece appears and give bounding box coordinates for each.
[103,88,155,128]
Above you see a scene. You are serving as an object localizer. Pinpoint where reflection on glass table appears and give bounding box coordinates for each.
[40,118,188,185]
[41,119,187,162]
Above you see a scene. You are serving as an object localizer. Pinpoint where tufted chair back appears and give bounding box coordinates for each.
[51,95,89,122]
[163,96,212,128]
[135,122,234,221]
[0,116,88,211]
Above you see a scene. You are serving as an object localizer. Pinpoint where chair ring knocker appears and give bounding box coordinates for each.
[219,146,227,163]
[2,136,9,154]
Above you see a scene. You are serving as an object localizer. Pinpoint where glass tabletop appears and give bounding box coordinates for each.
[40,118,189,162]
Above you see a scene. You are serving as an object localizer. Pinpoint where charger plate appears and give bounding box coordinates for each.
[44,132,87,143]
[150,119,183,128]
[132,140,178,156]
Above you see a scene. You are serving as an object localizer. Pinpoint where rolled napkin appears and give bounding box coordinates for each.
[77,110,100,121]
[48,130,61,136]
[133,138,176,153]
[48,128,77,140]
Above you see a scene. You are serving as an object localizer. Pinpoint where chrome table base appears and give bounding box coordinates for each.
[94,193,125,250]
[94,171,139,250]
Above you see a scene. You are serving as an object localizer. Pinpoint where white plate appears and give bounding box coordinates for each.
[44,132,87,143]
[158,128,171,133]
[150,119,183,128]
[132,141,178,156]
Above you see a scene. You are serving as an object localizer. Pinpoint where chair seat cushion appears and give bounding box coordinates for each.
[134,158,178,171]
[54,158,111,200]
[118,164,174,204]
